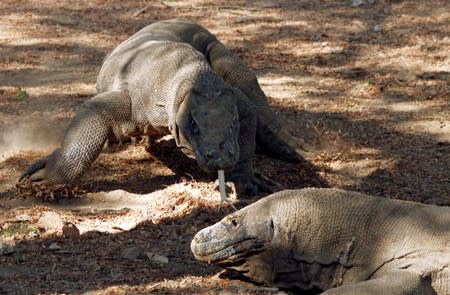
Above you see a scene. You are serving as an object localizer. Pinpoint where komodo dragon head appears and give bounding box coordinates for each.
[172,87,240,172]
[191,196,275,272]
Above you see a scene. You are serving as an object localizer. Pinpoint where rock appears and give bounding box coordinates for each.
[15,214,32,222]
[62,222,80,240]
[27,231,39,239]
[13,251,25,263]
[395,70,415,82]
[0,241,14,255]
[44,15,79,26]
[373,24,382,33]
[38,211,64,232]
[146,252,169,267]
[112,221,138,232]
[48,242,61,250]
[352,0,364,7]
[121,246,142,260]
[233,17,248,24]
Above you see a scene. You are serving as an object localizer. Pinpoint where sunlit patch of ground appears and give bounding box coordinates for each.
[1,0,449,294]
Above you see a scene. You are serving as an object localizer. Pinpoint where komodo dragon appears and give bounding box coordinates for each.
[191,188,450,294]
[19,19,300,195]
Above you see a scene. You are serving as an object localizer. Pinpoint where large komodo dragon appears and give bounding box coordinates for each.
[19,19,302,195]
[192,188,450,294]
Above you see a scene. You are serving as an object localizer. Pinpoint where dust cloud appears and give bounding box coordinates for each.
[0,120,63,159]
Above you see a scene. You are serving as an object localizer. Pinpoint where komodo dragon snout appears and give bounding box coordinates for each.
[191,205,274,265]
[174,89,240,172]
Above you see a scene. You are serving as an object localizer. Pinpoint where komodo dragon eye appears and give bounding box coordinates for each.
[230,219,238,227]
[191,119,199,134]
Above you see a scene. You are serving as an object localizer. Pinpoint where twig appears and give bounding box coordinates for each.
[134,4,151,16]
[160,1,256,14]
[311,120,324,136]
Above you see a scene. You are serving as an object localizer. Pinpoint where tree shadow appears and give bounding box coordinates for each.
[271,105,450,202]
[0,205,233,294]
[0,1,448,294]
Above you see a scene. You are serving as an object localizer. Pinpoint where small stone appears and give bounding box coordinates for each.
[373,24,382,33]
[112,221,138,232]
[121,246,142,260]
[62,222,80,240]
[352,0,364,7]
[0,242,15,255]
[146,252,169,267]
[13,251,25,263]
[38,211,64,232]
[395,70,415,82]
[45,15,79,26]
[15,214,32,222]
[233,17,248,24]
[27,231,39,239]
[48,242,61,250]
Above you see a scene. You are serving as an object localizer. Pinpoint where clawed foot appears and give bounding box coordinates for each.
[276,128,312,157]
[18,149,70,184]
[18,155,51,183]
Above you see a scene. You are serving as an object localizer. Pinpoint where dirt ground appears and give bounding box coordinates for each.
[0,0,449,294]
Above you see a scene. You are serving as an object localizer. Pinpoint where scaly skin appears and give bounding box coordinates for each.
[191,188,450,294]
[20,19,298,195]
[113,18,302,160]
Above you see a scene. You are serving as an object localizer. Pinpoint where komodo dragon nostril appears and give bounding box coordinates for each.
[205,149,215,160]
[228,150,234,158]
[220,142,234,158]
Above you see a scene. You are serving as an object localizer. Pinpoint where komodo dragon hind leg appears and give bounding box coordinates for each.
[322,271,435,295]
[255,119,300,162]
[206,41,308,158]
[19,91,133,184]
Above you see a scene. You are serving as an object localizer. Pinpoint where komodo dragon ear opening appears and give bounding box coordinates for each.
[173,123,181,146]
[170,98,189,146]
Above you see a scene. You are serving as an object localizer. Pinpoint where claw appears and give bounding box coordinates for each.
[18,154,51,183]
[276,127,312,157]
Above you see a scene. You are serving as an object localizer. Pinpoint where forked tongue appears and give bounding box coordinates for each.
[218,169,226,202]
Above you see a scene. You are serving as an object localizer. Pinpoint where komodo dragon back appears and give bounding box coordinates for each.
[192,188,450,294]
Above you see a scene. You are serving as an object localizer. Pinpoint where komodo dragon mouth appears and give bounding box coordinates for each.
[191,237,265,265]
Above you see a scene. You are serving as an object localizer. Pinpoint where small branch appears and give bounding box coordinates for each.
[134,4,151,16]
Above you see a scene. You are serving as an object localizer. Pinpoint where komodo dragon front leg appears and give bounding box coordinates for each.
[19,91,132,183]
[229,89,271,195]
